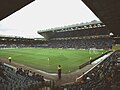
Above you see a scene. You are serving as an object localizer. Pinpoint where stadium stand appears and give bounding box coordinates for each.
[113,37,120,45]
[48,37,112,49]
[38,20,113,49]
[60,50,120,90]
[0,62,54,90]
[0,36,48,48]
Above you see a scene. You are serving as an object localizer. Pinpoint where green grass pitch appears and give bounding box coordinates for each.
[0,48,107,73]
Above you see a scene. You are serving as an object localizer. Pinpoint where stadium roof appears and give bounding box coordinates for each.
[0,0,34,21]
[38,20,103,32]
[82,0,120,36]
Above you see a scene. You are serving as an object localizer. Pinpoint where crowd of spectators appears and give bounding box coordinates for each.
[49,37,112,49]
[41,25,112,50]
[16,68,45,82]
[0,37,48,48]
[61,50,120,90]
[0,62,52,90]
[0,36,112,49]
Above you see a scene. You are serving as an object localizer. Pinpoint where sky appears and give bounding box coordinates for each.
[0,0,99,38]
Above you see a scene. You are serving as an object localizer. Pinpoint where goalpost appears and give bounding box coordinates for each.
[89,48,99,54]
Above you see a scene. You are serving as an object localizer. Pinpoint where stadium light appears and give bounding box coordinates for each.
[109,32,114,36]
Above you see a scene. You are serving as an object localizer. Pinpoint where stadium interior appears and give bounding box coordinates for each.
[0,0,120,90]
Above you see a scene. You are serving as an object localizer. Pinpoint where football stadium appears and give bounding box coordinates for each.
[0,0,120,90]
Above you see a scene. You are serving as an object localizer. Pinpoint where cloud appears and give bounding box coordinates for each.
[0,0,99,38]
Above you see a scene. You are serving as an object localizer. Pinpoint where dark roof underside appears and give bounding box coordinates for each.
[82,0,120,36]
[0,0,34,21]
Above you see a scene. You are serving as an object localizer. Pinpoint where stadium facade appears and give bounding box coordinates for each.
[38,20,112,49]
[0,36,48,48]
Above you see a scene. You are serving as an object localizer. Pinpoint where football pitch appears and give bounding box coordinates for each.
[0,48,107,73]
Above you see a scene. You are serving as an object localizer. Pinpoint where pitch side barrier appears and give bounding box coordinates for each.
[76,50,114,82]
